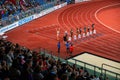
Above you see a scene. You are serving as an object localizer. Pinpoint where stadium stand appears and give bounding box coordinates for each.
[0,38,103,80]
[2,36,119,80]
[0,0,120,80]
[0,0,64,27]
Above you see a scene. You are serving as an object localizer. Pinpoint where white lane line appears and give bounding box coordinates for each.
[95,3,120,34]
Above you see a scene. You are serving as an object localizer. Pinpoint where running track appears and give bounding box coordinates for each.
[6,0,120,62]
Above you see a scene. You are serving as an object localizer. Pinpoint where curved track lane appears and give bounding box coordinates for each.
[58,0,120,62]
[6,0,120,62]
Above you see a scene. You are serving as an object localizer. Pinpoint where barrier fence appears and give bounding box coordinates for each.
[68,58,120,80]
[33,47,120,80]
[34,47,66,62]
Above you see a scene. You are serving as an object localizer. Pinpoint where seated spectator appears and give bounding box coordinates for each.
[21,59,34,80]
[9,59,21,80]
[33,65,44,80]
[0,60,10,80]
[0,37,105,80]
[61,74,68,80]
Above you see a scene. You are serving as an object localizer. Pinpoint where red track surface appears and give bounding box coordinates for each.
[97,4,120,32]
[6,0,120,62]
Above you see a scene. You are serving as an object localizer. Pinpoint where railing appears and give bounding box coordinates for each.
[101,63,120,80]
[34,47,66,62]
[69,58,120,80]
[0,1,65,28]
[34,47,120,80]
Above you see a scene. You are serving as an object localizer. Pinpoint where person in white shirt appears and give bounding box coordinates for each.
[68,36,72,42]
[74,34,77,41]
[56,28,60,40]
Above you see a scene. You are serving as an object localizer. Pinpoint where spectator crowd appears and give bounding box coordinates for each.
[0,0,41,20]
[0,0,64,27]
[0,38,104,80]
